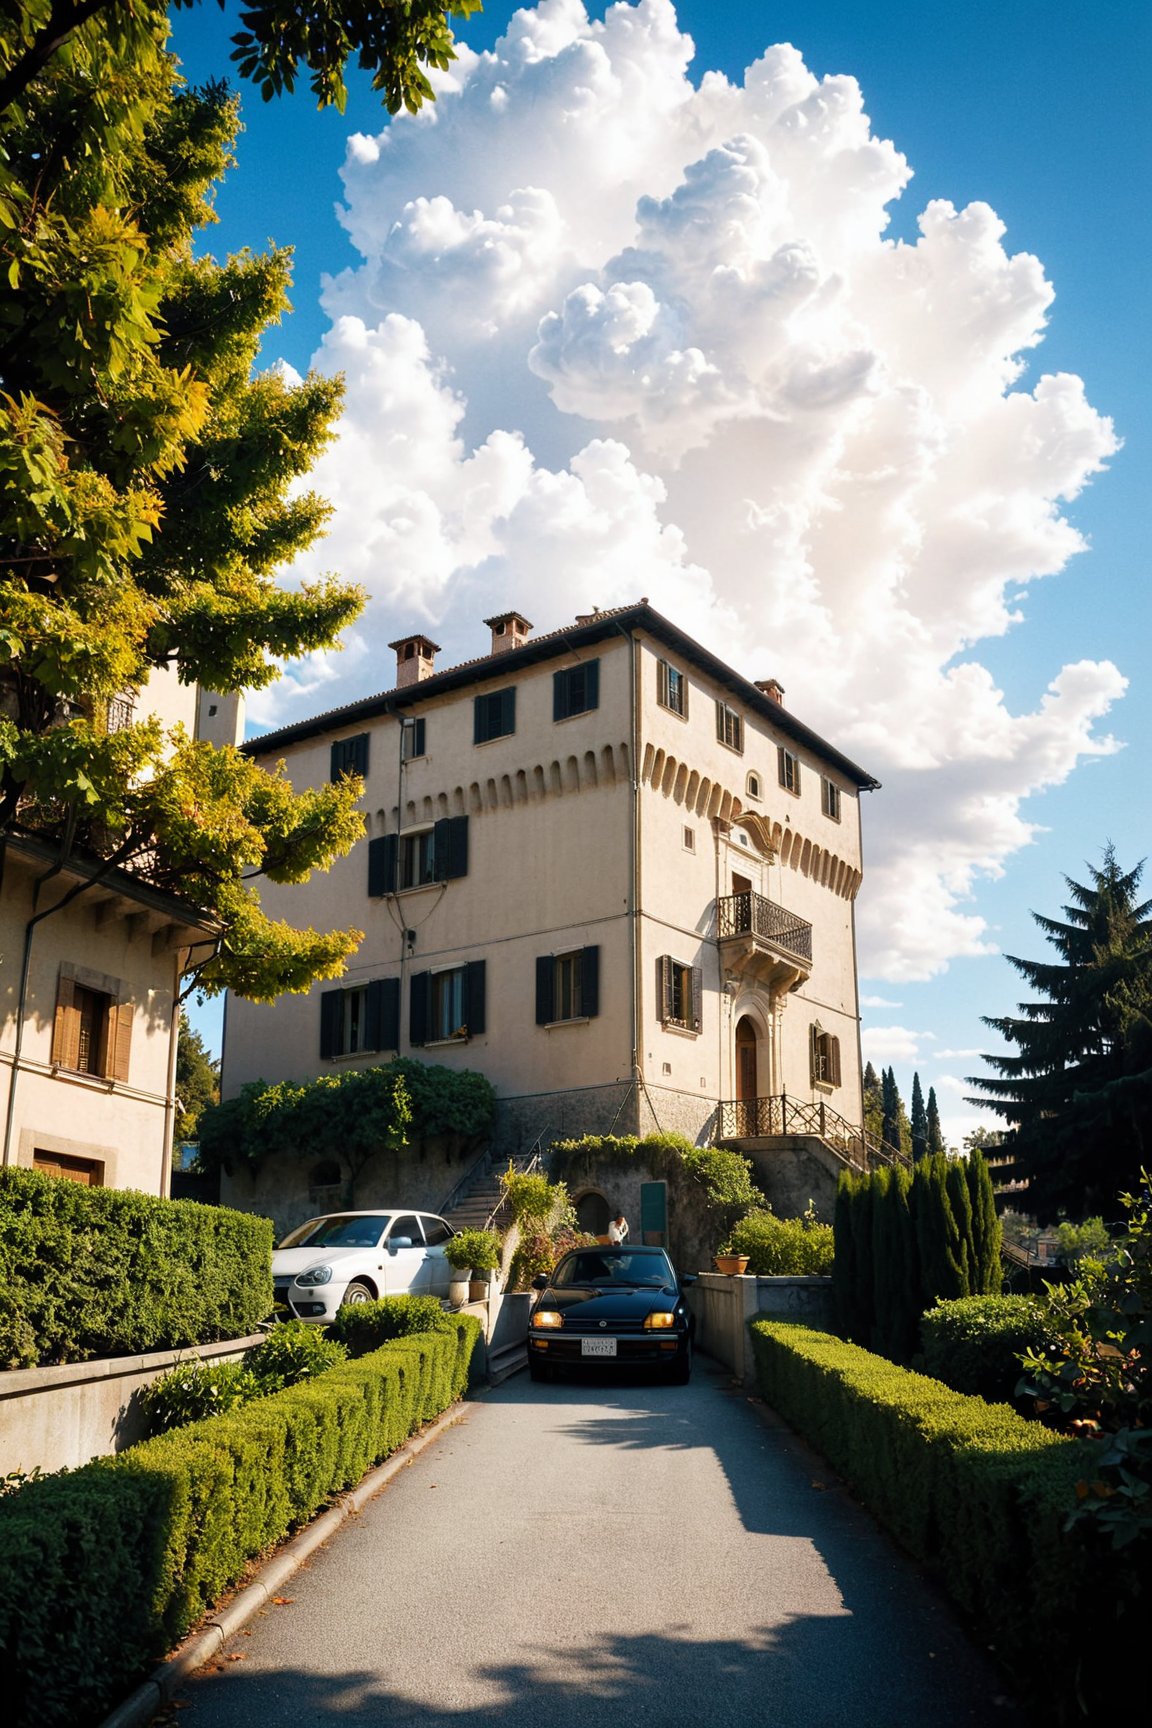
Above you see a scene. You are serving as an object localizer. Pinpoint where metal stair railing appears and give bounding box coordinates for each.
[484,1136,547,1231]
[717,1093,909,1171]
[437,1143,494,1218]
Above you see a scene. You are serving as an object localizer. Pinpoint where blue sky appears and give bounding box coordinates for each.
[174,2,1149,1149]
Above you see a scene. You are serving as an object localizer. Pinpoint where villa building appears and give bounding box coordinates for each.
[222,602,879,1194]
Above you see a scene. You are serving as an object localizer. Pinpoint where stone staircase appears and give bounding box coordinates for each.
[439,1145,546,1384]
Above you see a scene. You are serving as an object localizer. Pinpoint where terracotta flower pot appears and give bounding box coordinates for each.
[714,1254,750,1276]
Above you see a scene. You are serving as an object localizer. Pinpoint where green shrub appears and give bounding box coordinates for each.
[721,1209,834,1275]
[444,1228,501,1273]
[920,1295,1054,1403]
[138,1359,260,1437]
[680,1144,765,1233]
[749,1318,1138,1720]
[244,1320,346,1391]
[0,1318,481,1727]
[507,1224,592,1291]
[0,1168,272,1367]
[500,1165,561,1225]
[327,1296,455,1354]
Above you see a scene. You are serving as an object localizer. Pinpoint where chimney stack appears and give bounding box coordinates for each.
[389,633,440,687]
[484,611,533,656]
[756,678,786,706]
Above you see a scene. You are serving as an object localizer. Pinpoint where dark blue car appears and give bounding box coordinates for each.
[528,1244,696,1383]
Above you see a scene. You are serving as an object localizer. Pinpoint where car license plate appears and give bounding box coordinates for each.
[581,1337,617,1358]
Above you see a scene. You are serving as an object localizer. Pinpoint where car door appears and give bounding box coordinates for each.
[419,1213,454,1296]
[384,1214,429,1294]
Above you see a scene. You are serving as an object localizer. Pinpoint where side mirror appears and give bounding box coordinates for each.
[531,1274,549,1289]
[680,1274,698,1287]
[389,1236,413,1252]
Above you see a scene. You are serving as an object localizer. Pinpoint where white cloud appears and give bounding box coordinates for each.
[860,994,902,1009]
[860,1024,932,1064]
[264,1,1124,980]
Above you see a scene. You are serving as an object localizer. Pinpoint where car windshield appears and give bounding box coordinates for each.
[278,1215,391,1250]
[552,1250,675,1289]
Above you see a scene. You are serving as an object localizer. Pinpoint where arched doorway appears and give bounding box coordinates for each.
[735,1016,759,1136]
[575,1190,610,1237]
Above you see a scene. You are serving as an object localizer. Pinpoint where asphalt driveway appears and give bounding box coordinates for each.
[174,1360,1021,1727]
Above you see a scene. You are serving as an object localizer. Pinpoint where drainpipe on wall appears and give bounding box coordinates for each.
[159,948,183,1197]
[614,623,643,1132]
[2,846,71,1168]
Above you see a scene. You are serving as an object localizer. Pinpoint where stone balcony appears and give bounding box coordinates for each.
[716,890,812,991]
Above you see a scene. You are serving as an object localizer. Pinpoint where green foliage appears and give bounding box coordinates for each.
[173,1014,218,1147]
[0,1319,480,1726]
[926,1086,945,1156]
[326,1295,453,1355]
[968,848,1152,1221]
[138,1357,258,1436]
[920,1295,1055,1404]
[508,1224,593,1293]
[910,1071,928,1162]
[244,1319,346,1390]
[444,1228,501,1274]
[748,1318,1133,1721]
[680,1143,765,1232]
[721,1208,834,1276]
[1055,1216,1116,1267]
[834,1153,1003,1362]
[0,1167,271,1367]
[387,1058,496,1140]
[862,1061,883,1145]
[0,16,369,1002]
[500,1163,566,1227]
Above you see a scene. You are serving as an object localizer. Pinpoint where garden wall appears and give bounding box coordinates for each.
[687,1275,833,1381]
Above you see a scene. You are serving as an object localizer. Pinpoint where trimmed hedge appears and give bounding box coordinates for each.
[722,1208,834,1275]
[919,1295,1055,1404]
[0,1168,272,1368]
[0,1317,480,1727]
[327,1295,456,1353]
[749,1317,1141,1720]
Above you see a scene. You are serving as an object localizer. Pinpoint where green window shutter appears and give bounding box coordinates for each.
[320,989,343,1059]
[553,668,569,722]
[582,945,600,1018]
[368,834,397,896]
[409,972,430,1047]
[464,960,487,1036]
[536,955,554,1025]
[584,658,600,711]
[690,965,703,1033]
[436,814,468,880]
[365,978,399,1052]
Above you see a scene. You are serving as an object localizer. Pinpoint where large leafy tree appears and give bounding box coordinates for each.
[968,848,1152,1221]
[0,11,458,998]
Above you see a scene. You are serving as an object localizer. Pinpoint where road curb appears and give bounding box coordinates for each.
[98,1403,470,1728]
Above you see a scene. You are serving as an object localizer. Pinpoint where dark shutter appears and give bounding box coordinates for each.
[409,972,430,1047]
[658,955,672,1023]
[829,1035,842,1087]
[690,965,703,1033]
[464,960,486,1036]
[403,716,426,758]
[473,695,488,744]
[536,955,554,1025]
[500,688,515,736]
[809,1023,819,1085]
[582,945,600,1018]
[108,1000,133,1083]
[368,834,397,896]
[331,733,368,781]
[320,989,343,1059]
[715,701,725,743]
[444,814,468,879]
[584,658,599,711]
[365,978,400,1052]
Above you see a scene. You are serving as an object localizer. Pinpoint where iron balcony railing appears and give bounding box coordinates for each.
[717,891,812,964]
[717,1093,908,1171]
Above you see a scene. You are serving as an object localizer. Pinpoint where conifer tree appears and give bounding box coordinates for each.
[833,1170,858,1340]
[862,1060,884,1145]
[926,1087,945,1156]
[910,1071,928,1162]
[965,1150,1003,1296]
[968,849,1152,1220]
[881,1066,902,1156]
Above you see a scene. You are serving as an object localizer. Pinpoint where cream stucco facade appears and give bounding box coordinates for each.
[223,605,878,1162]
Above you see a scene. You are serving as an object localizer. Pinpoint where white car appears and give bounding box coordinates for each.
[271,1210,456,1322]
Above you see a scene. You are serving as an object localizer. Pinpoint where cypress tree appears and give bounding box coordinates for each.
[851,1174,876,1349]
[926,1088,945,1156]
[966,1150,1003,1294]
[910,1072,928,1162]
[833,1171,858,1338]
[870,1166,894,1356]
[945,1158,974,1297]
[862,1061,884,1145]
[914,1154,968,1311]
[881,1066,902,1156]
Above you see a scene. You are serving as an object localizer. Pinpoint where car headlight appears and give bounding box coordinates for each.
[294,1265,333,1287]
[531,1309,563,1329]
[644,1311,676,1330]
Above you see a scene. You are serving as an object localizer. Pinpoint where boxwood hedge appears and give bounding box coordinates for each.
[0,1317,480,1726]
[749,1317,1143,1720]
[0,1167,272,1367]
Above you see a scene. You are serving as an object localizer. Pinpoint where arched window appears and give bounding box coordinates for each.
[746,771,761,799]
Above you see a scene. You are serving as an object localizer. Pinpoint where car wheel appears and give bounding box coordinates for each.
[668,1342,692,1385]
[341,1280,375,1306]
[528,1357,551,1382]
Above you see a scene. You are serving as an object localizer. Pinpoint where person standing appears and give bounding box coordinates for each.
[608,1211,629,1244]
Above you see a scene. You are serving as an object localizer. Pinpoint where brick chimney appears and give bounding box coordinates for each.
[484,611,533,656]
[755,678,786,705]
[388,634,440,687]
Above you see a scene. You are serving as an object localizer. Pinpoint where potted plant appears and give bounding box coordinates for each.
[446,1228,502,1303]
[714,1235,750,1276]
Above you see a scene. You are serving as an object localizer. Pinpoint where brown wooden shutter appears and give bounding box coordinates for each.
[108,1000,134,1082]
[809,1023,820,1085]
[829,1036,842,1087]
[51,975,80,1070]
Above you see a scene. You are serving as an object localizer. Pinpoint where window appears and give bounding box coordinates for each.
[33,1150,104,1185]
[474,687,516,744]
[368,817,469,894]
[330,733,369,781]
[778,746,801,795]
[422,1216,453,1246]
[658,955,702,1033]
[400,717,426,760]
[821,776,842,822]
[536,946,600,1024]
[746,772,761,799]
[715,701,743,753]
[682,826,695,853]
[657,660,688,717]
[810,1024,842,1088]
[319,979,400,1059]
[553,659,600,721]
[51,970,132,1081]
[409,961,486,1045]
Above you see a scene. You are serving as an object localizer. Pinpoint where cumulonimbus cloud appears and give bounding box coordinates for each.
[258,0,1123,983]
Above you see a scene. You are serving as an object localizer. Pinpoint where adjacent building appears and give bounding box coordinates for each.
[223,602,879,1181]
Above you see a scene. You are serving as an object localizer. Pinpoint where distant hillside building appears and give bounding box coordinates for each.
[222,602,880,1199]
